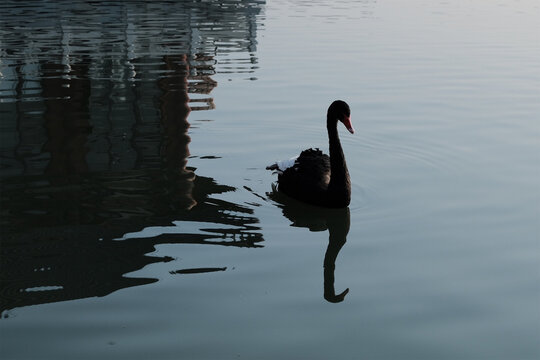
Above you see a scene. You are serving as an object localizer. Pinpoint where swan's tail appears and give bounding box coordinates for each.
[266,156,298,173]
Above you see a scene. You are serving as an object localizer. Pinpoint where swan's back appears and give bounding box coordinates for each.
[277,148,330,205]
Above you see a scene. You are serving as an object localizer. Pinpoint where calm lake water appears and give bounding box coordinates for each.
[1,0,539,359]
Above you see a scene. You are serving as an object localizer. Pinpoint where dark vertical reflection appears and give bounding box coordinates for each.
[158,54,196,209]
[0,0,266,314]
[268,190,351,303]
[41,60,91,177]
[323,210,350,303]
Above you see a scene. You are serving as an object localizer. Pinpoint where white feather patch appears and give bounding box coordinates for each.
[276,156,298,172]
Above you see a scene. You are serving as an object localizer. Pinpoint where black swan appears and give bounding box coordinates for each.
[267,100,354,208]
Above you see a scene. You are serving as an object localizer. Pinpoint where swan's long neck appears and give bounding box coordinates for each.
[327,115,351,207]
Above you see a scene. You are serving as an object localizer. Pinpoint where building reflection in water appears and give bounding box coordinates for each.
[268,189,351,303]
[0,0,265,314]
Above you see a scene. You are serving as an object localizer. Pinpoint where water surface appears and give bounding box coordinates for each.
[1,1,539,359]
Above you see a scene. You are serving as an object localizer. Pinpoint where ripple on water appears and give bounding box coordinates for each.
[347,129,467,175]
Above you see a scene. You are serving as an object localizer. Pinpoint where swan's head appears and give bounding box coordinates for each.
[329,100,354,134]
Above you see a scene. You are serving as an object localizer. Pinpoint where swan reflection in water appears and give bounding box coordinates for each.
[268,188,350,303]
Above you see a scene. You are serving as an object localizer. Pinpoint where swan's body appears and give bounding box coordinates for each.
[267,100,354,208]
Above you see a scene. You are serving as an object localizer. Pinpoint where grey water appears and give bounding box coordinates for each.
[0,0,539,359]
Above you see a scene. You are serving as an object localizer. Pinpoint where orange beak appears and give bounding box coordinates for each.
[342,115,355,134]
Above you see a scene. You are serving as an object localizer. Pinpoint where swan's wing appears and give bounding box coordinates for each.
[278,148,331,198]
[295,149,330,187]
